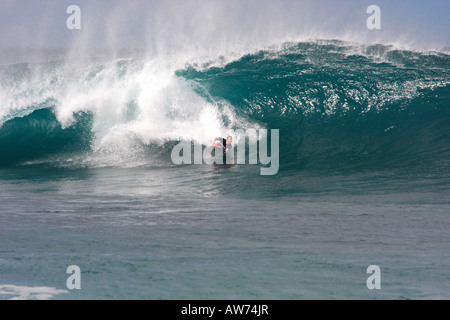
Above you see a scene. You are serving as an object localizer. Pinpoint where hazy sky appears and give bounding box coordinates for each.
[0,0,449,51]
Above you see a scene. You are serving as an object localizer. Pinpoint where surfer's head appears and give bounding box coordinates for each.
[226,136,233,145]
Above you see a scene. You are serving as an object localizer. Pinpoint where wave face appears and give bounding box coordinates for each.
[1,41,449,172]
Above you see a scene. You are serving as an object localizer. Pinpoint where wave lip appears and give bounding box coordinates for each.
[1,41,449,171]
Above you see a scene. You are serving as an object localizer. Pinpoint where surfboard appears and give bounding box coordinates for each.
[210,143,226,152]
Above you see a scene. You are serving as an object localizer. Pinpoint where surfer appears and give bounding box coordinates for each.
[212,136,233,154]
[211,136,233,167]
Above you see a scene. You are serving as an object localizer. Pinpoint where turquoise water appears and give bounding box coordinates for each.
[0,41,449,299]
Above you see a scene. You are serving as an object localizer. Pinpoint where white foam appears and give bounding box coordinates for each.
[0,284,68,300]
[0,44,264,167]
[53,58,244,164]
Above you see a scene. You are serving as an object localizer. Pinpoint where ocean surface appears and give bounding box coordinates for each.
[0,41,449,299]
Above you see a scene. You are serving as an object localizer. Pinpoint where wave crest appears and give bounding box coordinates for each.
[1,41,449,171]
